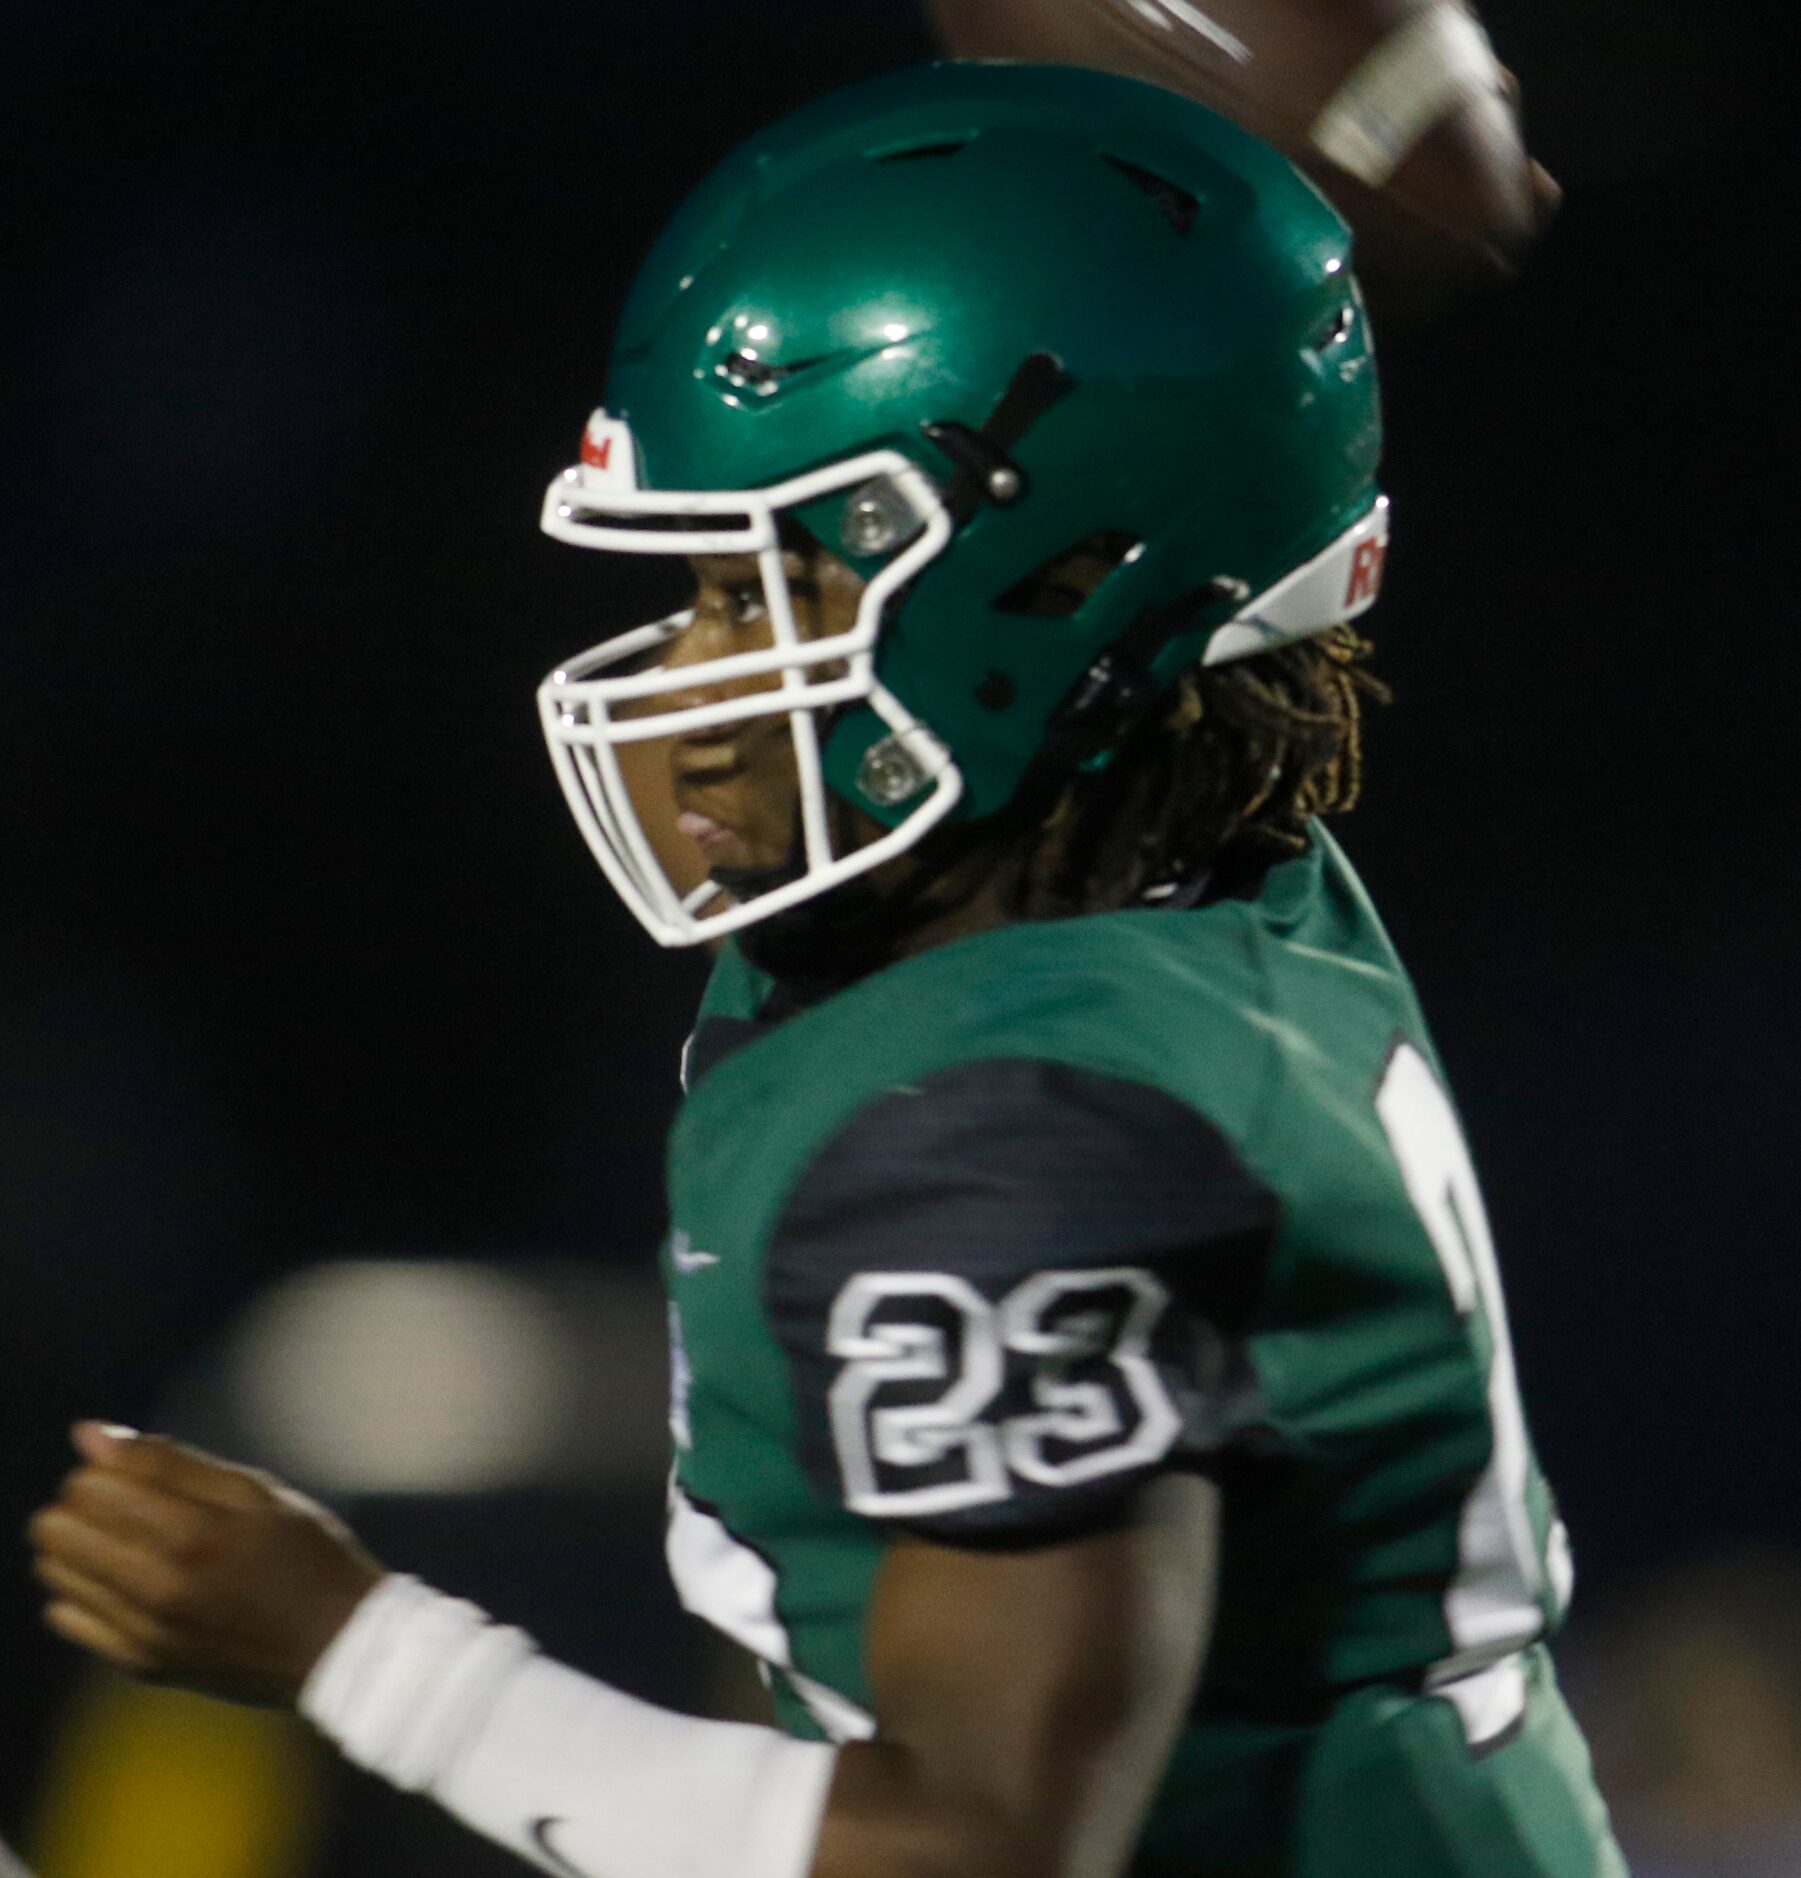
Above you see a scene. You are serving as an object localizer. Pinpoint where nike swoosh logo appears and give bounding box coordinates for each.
[529,1816,592,1878]
[670,1231,719,1274]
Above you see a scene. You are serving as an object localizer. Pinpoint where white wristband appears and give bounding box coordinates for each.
[302,1574,838,1878]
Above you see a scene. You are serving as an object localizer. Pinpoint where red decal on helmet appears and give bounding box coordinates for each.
[1345,537,1386,609]
[581,432,614,472]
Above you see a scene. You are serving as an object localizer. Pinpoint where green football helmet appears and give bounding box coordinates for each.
[539,62,1386,946]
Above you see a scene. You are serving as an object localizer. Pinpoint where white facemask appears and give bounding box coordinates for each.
[538,412,963,947]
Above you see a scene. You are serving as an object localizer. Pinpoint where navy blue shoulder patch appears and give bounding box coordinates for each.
[765,1058,1278,1545]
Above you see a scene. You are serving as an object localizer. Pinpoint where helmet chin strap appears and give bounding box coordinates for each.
[734,794,1023,992]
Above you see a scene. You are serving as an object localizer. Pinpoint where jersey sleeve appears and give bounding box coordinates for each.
[764,1058,1280,1546]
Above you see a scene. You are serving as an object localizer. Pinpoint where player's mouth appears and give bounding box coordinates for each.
[672,766,761,864]
[674,753,747,818]
[670,726,795,870]
[673,794,795,874]
[675,809,739,858]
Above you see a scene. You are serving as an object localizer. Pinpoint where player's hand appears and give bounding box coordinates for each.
[26,1421,385,1707]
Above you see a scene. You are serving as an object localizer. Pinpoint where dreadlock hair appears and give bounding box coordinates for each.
[1021,625,1388,919]
[742,625,1384,986]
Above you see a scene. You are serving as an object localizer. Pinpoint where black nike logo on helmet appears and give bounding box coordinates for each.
[528,1816,593,1878]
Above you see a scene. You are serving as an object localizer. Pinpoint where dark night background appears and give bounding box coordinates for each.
[2,0,1793,1868]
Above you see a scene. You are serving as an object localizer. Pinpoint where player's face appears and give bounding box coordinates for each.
[619,538,867,886]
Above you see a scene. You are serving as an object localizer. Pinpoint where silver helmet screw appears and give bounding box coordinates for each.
[841,477,918,557]
[858,734,928,807]
[987,465,1023,503]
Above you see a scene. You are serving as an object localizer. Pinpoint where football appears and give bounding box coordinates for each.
[923,0,1558,321]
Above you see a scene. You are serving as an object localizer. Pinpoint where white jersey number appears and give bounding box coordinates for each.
[826,1267,1182,1519]
[1376,1042,1573,1681]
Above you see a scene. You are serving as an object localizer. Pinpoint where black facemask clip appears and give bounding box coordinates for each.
[921,352,1074,527]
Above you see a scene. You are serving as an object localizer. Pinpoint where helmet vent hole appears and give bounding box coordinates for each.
[995,532,1143,619]
[975,671,1017,712]
[874,138,973,163]
[1102,157,1200,236]
[1308,304,1356,355]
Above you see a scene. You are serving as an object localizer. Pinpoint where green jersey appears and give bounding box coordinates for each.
[658,829,1597,1866]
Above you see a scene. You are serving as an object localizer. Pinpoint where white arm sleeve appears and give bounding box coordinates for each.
[300,1574,838,1878]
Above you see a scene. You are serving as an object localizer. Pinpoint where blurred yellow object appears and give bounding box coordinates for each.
[30,1670,322,1878]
